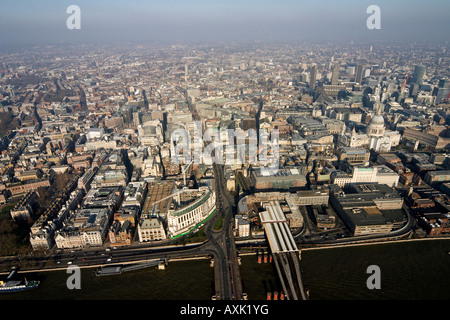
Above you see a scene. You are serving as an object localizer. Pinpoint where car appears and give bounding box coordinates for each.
[106,258,112,262]
[67,261,73,265]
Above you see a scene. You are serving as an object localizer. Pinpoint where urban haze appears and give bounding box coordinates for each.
[0,0,449,310]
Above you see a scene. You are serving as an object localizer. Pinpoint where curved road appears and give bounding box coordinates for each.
[203,163,243,300]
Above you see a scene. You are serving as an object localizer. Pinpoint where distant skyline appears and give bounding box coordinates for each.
[0,0,449,47]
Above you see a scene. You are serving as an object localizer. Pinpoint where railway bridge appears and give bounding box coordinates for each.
[259,201,308,300]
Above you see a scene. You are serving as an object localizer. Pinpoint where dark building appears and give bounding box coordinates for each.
[331,62,340,85]
[355,64,364,84]
[242,118,257,131]
[435,79,450,104]
[309,65,317,90]
[411,64,426,85]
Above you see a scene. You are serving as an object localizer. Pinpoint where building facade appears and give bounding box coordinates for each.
[138,216,166,242]
[167,186,216,238]
[331,165,399,188]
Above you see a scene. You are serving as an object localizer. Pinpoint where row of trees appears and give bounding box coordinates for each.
[0,173,72,257]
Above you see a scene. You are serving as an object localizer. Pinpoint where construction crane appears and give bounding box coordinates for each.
[150,189,193,216]
[182,160,193,187]
[401,73,409,92]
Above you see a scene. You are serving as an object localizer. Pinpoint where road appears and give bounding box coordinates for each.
[0,154,418,301]
[203,163,243,300]
[0,163,245,301]
[0,84,243,300]
[0,191,417,274]
[0,242,209,273]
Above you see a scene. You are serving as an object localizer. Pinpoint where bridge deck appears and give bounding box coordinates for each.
[259,201,308,300]
[260,201,298,254]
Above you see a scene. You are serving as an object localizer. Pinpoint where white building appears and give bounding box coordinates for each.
[339,112,401,153]
[84,139,117,151]
[86,128,104,140]
[367,114,401,153]
[29,224,54,250]
[138,121,164,147]
[235,214,250,237]
[55,208,112,249]
[141,155,163,178]
[167,186,216,238]
[78,167,96,191]
[339,127,370,148]
[331,165,399,188]
[55,229,83,249]
[138,217,166,242]
[122,181,147,209]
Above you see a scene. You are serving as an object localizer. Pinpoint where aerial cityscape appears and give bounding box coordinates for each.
[0,0,449,310]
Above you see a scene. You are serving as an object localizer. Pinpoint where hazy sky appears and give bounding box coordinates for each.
[1,0,449,46]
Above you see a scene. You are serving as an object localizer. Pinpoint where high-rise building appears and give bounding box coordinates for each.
[299,72,308,83]
[435,79,450,104]
[355,64,364,84]
[309,64,317,90]
[409,83,420,98]
[331,63,340,85]
[411,64,426,85]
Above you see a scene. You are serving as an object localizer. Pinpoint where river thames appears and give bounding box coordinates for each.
[1,239,449,300]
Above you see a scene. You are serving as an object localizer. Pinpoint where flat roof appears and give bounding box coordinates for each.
[344,207,389,226]
[142,180,175,215]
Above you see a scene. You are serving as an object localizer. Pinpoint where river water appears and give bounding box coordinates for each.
[1,239,449,300]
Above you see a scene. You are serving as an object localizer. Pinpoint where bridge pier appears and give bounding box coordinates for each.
[259,201,308,300]
[158,258,167,270]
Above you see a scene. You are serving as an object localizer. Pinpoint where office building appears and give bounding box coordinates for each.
[108,220,132,246]
[309,64,317,90]
[411,64,426,85]
[330,184,404,236]
[122,181,147,209]
[250,168,307,191]
[336,147,370,165]
[138,217,166,241]
[331,165,399,188]
[331,62,340,85]
[402,126,450,150]
[55,207,112,248]
[355,64,364,84]
[167,186,216,238]
[424,170,450,185]
[235,214,250,237]
[435,79,450,104]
